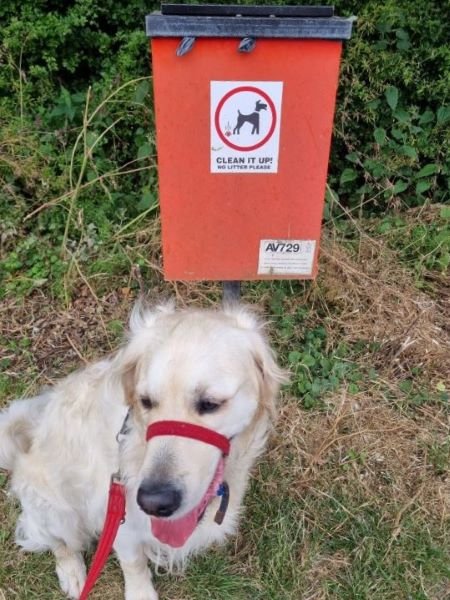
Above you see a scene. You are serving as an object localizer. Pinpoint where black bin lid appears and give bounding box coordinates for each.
[146,4,354,40]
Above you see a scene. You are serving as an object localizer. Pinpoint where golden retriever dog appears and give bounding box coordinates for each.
[0,302,286,599]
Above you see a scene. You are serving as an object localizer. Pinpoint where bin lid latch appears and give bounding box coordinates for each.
[238,37,256,53]
[176,36,196,56]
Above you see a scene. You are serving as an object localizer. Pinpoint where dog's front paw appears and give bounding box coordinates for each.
[120,555,159,600]
[125,587,158,600]
[55,552,86,599]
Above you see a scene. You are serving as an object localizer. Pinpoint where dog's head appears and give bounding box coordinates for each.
[115,302,286,535]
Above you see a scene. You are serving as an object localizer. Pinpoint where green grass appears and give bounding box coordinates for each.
[312,495,450,599]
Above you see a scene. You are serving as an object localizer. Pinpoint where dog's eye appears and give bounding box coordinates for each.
[140,396,154,410]
[196,398,221,415]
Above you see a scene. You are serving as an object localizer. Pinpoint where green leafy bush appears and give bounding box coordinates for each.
[331,0,450,211]
[0,0,155,103]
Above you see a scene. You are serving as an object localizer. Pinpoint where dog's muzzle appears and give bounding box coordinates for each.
[144,420,231,547]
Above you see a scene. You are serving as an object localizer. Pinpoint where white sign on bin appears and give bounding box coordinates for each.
[211,81,283,174]
[258,239,316,275]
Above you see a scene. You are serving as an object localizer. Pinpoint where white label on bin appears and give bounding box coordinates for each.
[258,239,316,275]
[211,81,283,174]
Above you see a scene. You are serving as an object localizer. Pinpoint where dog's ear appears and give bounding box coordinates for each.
[115,301,177,406]
[251,338,289,421]
[224,305,257,329]
[109,345,140,408]
[224,305,289,420]
[121,359,138,407]
[129,299,175,335]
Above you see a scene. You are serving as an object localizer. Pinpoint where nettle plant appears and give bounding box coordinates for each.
[329,0,450,213]
[340,86,450,209]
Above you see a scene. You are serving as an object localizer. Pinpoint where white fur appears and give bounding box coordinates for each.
[0,303,286,599]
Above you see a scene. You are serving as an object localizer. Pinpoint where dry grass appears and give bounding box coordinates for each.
[276,389,450,519]
[319,230,449,382]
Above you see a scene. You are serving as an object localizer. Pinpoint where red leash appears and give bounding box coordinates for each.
[78,477,126,600]
[78,421,229,599]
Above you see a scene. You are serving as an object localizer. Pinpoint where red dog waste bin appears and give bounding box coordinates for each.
[146,4,354,280]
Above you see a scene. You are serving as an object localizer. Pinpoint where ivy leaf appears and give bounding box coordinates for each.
[415,180,431,194]
[393,180,408,194]
[394,109,411,123]
[374,127,386,145]
[391,128,404,140]
[378,220,392,233]
[367,99,380,110]
[137,142,152,160]
[134,80,150,104]
[395,28,409,40]
[437,106,450,124]
[288,351,302,364]
[340,168,358,185]
[399,145,417,159]
[302,354,316,368]
[385,86,399,111]
[396,39,411,51]
[419,110,434,125]
[345,152,359,163]
[137,188,156,211]
[415,164,438,179]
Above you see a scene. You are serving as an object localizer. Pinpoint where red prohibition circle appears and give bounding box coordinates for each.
[214,86,277,152]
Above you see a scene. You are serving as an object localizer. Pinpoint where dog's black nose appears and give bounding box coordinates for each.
[137,481,182,517]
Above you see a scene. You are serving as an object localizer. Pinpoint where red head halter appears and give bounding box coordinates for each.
[146,420,230,456]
